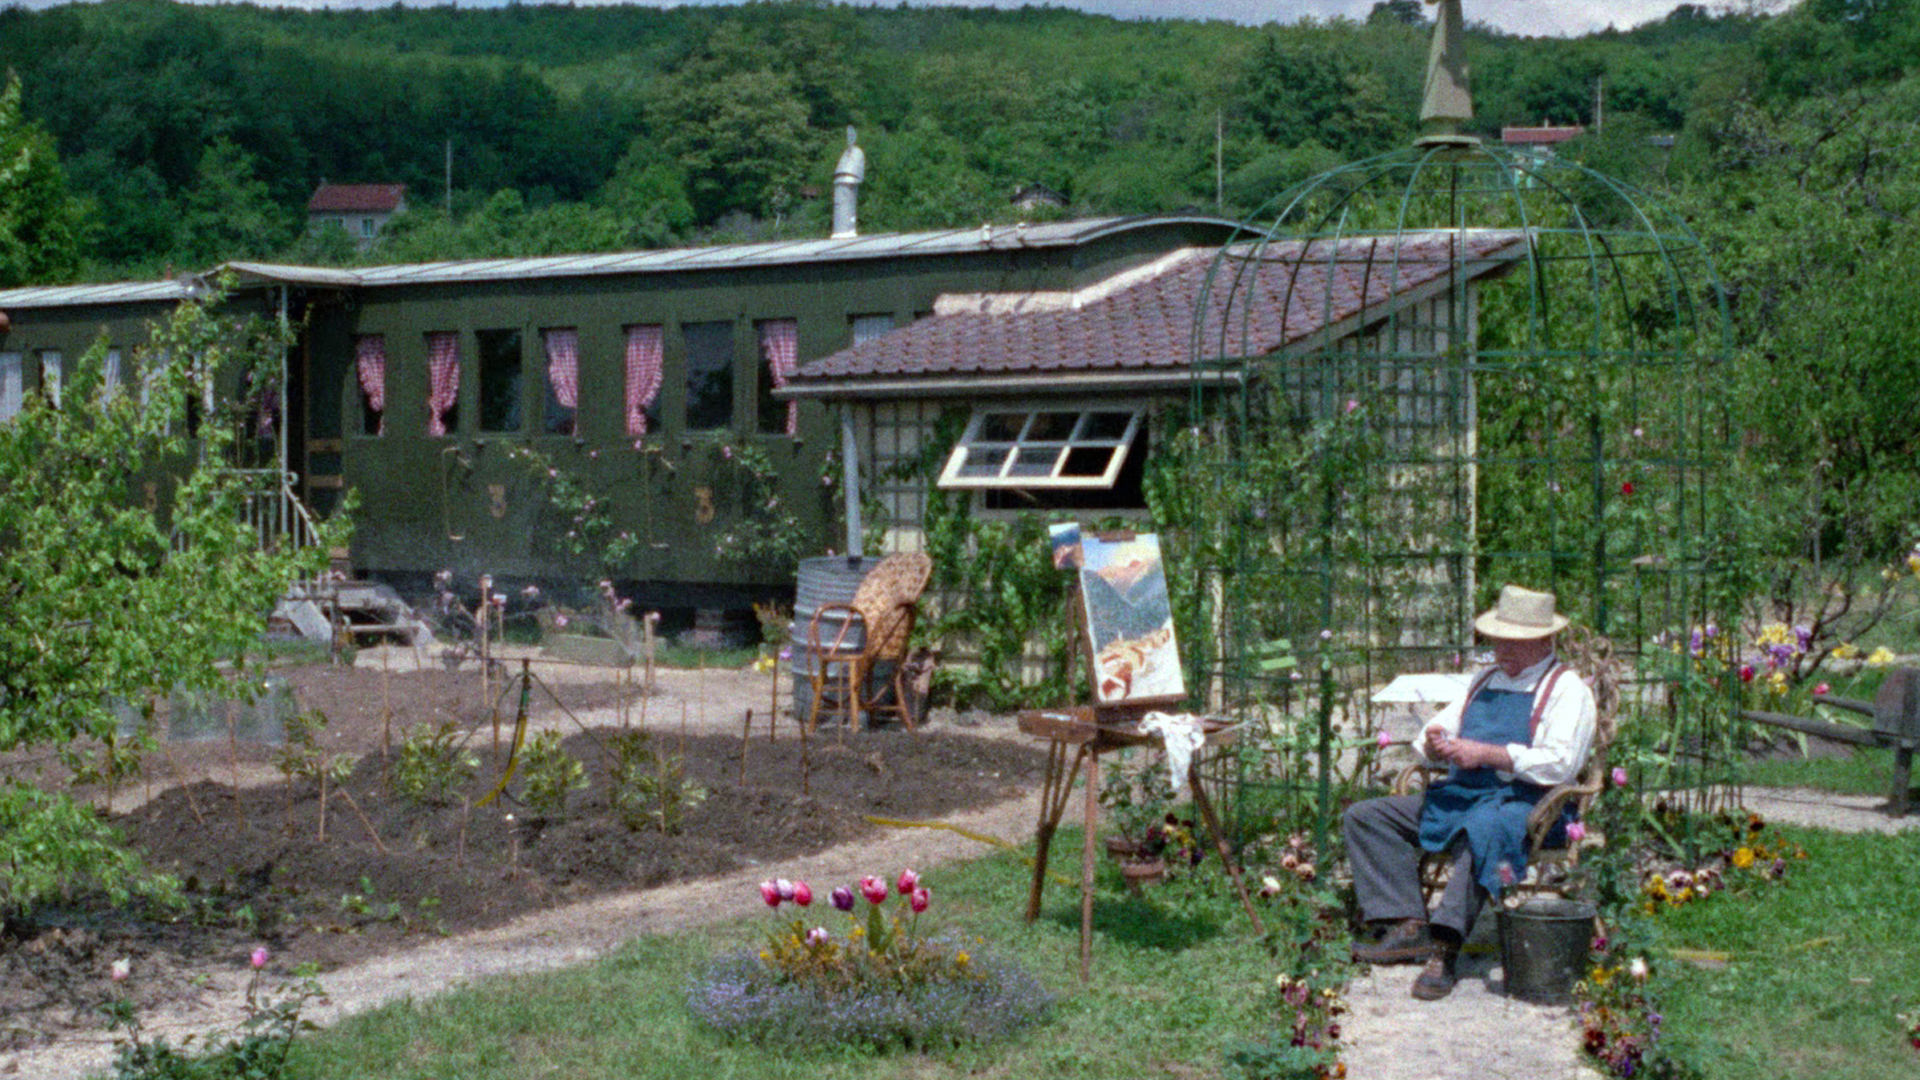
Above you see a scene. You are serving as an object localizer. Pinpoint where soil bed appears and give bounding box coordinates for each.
[0,659,1044,1057]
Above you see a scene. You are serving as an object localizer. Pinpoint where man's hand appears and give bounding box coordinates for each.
[1429,735,1512,771]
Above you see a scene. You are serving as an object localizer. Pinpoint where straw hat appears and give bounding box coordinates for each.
[1474,585,1569,640]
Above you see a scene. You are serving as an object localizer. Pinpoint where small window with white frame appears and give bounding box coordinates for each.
[0,352,22,421]
[937,406,1142,490]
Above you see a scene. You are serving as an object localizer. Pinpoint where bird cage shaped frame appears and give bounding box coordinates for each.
[1177,141,1743,850]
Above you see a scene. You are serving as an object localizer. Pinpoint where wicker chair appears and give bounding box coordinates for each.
[1390,628,1622,902]
[805,551,934,732]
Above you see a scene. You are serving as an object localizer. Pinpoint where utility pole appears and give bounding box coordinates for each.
[1594,75,1604,132]
[445,138,453,216]
[1215,107,1224,211]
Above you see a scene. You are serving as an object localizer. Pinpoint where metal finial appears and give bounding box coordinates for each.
[1417,0,1477,146]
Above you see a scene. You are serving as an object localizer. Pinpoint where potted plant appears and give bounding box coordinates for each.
[1098,755,1185,886]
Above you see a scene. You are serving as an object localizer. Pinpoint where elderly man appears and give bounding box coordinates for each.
[1343,585,1597,1000]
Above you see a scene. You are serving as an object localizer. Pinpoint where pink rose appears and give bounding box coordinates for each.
[1565,821,1587,844]
[1814,682,1831,696]
[1376,730,1393,750]
[1611,766,1629,788]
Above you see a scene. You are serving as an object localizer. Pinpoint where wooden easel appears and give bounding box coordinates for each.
[1017,530,1264,982]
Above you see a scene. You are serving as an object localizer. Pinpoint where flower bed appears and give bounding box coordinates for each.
[686,871,1053,1050]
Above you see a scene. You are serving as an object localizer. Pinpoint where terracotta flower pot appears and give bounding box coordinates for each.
[1120,857,1166,892]
[1104,835,1141,860]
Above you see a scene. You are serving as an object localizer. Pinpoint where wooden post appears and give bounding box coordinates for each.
[739,709,752,787]
[1080,750,1100,983]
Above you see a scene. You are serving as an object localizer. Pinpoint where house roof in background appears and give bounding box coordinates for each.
[785,230,1530,395]
[1501,125,1586,145]
[307,184,407,214]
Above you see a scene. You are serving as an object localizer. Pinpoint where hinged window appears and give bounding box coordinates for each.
[937,407,1142,490]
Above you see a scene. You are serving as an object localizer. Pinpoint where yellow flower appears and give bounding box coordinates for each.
[955,951,970,968]
[1833,642,1861,660]
[1866,647,1896,667]
[1732,847,1755,869]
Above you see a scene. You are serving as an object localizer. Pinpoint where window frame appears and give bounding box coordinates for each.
[936,405,1144,491]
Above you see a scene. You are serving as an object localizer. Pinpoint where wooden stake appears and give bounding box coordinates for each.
[457,795,470,867]
[317,764,329,844]
[800,705,811,798]
[161,741,207,826]
[332,783,391,856]
[228,700,242,828]
[739,709,751,786]
[768,656,779,744]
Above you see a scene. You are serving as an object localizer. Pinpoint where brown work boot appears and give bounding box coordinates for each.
[1351,918,1431,965]
[1410,938,1460,1000]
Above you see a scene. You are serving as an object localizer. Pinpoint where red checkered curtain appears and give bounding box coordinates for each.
[543,328,579,410]
[426,331,460,436]
[624,324,663,438]
[758,318,798,436]
[355,335,386,434]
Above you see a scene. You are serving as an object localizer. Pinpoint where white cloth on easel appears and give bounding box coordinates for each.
[1140,711,1206,798]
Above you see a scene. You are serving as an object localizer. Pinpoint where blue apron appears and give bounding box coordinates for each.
[1416,670,1569,895]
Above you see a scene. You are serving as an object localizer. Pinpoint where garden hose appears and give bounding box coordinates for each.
[863,815,1076,888]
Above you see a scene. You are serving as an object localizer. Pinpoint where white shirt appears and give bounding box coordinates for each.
[1412,653,1596,788]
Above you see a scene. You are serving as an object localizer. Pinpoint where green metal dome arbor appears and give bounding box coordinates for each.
[1176,117,1741,850]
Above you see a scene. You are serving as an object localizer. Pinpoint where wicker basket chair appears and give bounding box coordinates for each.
[805,551,934,732]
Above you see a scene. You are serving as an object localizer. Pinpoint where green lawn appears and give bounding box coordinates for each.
[1740,745,1901,798]
[277,834,1282,1080]
[1652,826,1920,1080]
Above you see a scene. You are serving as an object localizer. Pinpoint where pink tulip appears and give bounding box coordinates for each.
[775,878,795,901]
[759,880,781,908]
[792,881,812,907]
[1565,821,1587,844]
[1814,682,1831,696]
[860,875,888,904]
[249,947,269,970]
[805,926,829,946]
[910,886,930,913]
[1611,766,1629,788]
[896,868,920,896]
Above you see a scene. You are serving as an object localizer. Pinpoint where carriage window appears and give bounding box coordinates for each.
[37,350,62,408]
[0,353,21,421]
[755,318,797,436]
[477,328,522,433]
[102,349,123,402]
[541,327,578,435]
[849,313,894,344]
[683,320,734,432]
[425,331,461,435]
[354,335,387,435]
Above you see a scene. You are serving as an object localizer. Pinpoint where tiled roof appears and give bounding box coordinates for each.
[307,184,407,213]
[790,230,1528,386]
[1501,126,1585,146]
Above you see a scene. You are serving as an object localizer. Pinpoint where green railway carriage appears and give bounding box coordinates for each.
[0,215,1238,611]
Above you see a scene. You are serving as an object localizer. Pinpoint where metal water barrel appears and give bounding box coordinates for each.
[789,555,878,727]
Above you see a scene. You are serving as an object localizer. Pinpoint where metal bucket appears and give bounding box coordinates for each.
[788,555,879,727]
[1497,897,1597,1005]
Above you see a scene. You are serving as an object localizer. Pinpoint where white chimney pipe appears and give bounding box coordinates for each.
[832,126,865,239]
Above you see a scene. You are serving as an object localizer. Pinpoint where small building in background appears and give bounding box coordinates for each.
[1499,124,1584,169]
[307,184,407,249]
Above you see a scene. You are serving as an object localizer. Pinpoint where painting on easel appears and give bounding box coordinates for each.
[1075,532,1184,705]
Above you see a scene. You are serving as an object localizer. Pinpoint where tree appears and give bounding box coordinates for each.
[0,289,344,921]
[0,71,84,286]
[176,137,296,265]
[1367,1,1428,26]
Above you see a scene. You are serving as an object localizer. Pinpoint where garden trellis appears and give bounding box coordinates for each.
[1177,139,1743,852]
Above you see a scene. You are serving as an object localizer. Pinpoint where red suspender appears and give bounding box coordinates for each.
[1528,662,1567,741]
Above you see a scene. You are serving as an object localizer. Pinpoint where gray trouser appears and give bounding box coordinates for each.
[1342,793,1487,939]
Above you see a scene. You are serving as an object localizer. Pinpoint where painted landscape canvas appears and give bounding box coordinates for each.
[1077,533,1184,704]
